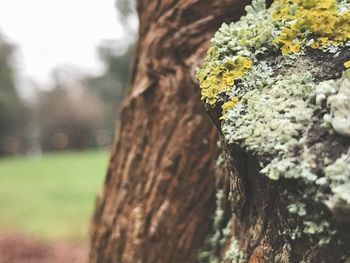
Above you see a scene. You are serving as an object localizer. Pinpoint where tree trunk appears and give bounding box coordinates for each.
[89,1,350,262]
[89,1,250,262]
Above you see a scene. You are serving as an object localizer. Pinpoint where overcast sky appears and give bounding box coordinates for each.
[0,0,135,96]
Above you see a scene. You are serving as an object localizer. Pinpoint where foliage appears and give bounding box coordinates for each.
[83,43,136,142]
[37,83,105,151]
[0,34,25,156]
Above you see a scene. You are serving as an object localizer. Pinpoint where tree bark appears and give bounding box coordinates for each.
[89,1,250,262]
[89,1,350,262]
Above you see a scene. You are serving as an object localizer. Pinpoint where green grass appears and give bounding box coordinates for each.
[0,150,108,242]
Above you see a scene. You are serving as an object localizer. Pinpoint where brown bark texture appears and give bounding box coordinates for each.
[89,1,250,263]
[89,0,350,262]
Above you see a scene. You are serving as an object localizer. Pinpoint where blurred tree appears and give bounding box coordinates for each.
[0,34,25,156]
[84,43,135,136]
[89,1,349,263]
[37,77,105,151]
[37,0,137,151]
[115,0,138,37]
[79,0,137,148]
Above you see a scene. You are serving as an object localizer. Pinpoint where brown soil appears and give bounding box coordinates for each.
[0,232,87,263]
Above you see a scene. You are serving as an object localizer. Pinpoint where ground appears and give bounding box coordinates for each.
[0,150,108,262]
[0,231,86,263]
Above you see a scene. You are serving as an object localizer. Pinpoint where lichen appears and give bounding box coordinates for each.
[303,220,335,245]
[345,60,350,68]
[199,186,248,263]
[197,0,271,107]
[197,55,252,106]
[224,237,247,263]
[221,69,350,241]
[288,202,307,216]
[197,0,350,255]
[322,152,350,204]
[220,98,238,121]
[198,189,225,263]
[197,0,350,111]
[322,70,350,137]
[222,73,315,162]
[212,0,272,54]
[272,0,350,55]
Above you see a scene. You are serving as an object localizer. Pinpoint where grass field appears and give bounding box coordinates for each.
[0,150,108,242]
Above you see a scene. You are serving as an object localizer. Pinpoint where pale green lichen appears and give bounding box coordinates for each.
[222,70,350,240]
[338,0,350,14]
[222,73,315,162]
[199,189,225,263]
[197,0,271,107]
[303,220,336,245]
[198,0,350,258]
[322,70,350,137]
[288,202,307,216]
[323,152,350,204]
[224,237,247,263]
[198,0,350,113]
[212,0,272,55]
[199,188,247,263]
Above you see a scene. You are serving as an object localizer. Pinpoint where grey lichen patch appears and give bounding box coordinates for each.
[199,187,247,263]
[212,0,272,57]
[224,237,247,263]
[223,73,315,167]
[322,70,350,137]
[221,70,350,245]
[222,66,350,245]
[197,0,350,257]
[199,189,225,263]
[322,152,350,205]
[287,202,307,217]
[275,55,318,79]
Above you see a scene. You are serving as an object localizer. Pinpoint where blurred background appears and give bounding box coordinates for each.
[0,0,137,262]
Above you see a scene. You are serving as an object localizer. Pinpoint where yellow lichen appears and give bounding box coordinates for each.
[198,0,349,114]
[272,0,350,55]
[345,60,350,68]
[220,97,239,120]
[197,56,252,106]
